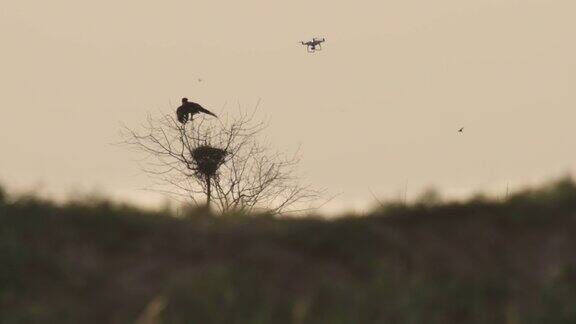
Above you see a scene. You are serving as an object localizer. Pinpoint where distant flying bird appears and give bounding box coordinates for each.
[176,98,217,124]
[458,127,464,133]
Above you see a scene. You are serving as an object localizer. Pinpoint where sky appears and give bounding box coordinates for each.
[1,0,576,212]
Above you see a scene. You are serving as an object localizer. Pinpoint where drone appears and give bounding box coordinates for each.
[301,37,325,53]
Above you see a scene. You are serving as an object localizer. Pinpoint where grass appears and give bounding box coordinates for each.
[2,178,576,323]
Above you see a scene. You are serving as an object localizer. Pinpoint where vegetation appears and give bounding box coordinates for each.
[120,110,320,214]
[2,178,576,323]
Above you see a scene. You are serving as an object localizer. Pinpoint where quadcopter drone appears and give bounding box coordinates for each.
[301,37,325,53]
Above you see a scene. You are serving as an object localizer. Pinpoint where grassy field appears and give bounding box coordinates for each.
[2,179,576,323]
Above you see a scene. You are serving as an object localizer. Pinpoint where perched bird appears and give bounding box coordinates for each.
[176,98,217,124]
[458,127,464,133]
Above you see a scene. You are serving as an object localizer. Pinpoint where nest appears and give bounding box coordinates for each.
[191,145,227,176]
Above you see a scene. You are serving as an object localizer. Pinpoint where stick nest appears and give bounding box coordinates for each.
[191,145,227,176]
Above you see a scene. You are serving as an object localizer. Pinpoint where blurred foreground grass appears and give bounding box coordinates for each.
[2,179,576,323]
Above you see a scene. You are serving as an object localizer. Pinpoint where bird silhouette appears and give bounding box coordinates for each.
[458,127,464,133]
[176,98,217,124]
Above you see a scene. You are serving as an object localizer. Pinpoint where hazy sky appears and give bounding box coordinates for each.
[1,0,575,211]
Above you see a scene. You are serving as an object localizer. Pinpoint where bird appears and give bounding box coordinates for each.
[176,98,217,124]
[458,127,464,133]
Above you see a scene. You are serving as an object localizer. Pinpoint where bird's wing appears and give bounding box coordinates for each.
[197,106,217,117]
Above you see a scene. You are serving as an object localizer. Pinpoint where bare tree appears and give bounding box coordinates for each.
[121,108,320,214]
